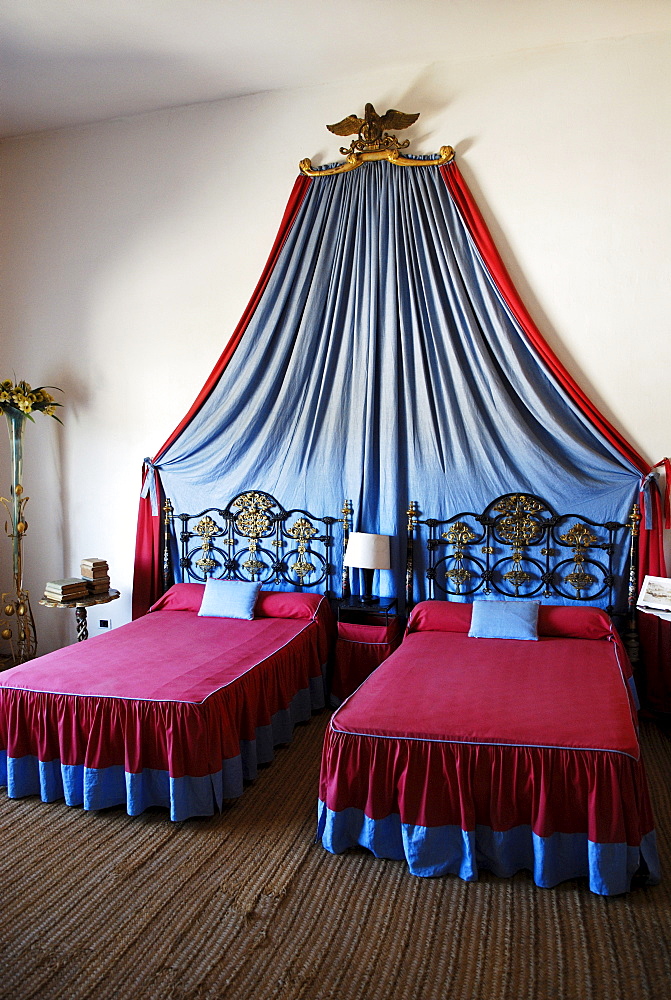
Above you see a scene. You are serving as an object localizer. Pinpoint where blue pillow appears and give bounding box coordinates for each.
[197,579,261,620]
[468,600,540,641]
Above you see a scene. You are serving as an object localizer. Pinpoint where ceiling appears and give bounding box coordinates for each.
[1,0,669,139]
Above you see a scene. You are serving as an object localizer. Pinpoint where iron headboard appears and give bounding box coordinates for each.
[405,492,640,656]
[162,489,352,599]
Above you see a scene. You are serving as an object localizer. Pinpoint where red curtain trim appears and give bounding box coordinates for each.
[439,161,647,474]
[131,174,312,617]
[152,174,312,461]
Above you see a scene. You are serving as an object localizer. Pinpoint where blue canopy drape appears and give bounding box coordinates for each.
[143,155,643,605]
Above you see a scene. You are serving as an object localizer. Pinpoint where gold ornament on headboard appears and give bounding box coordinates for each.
[300,102,454,177]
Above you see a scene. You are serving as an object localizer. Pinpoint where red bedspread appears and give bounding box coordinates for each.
[1,598,331,781]
[320,615,656,853]
[4,612,323,703]
[331,631,639,755]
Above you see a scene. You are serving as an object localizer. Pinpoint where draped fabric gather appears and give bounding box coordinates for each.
[132,153,669,711]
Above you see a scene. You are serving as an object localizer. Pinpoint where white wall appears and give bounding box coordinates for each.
[1,28,670,653]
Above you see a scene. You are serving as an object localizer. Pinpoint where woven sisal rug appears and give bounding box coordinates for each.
[1,714,670,1000]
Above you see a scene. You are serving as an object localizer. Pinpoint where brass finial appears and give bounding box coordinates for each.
[407,501,419,531]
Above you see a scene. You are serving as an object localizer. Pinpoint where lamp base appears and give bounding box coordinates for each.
[361,568,378,604]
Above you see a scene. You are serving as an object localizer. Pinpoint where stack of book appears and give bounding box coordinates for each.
[81,558,110,595]
[44,578,90,602]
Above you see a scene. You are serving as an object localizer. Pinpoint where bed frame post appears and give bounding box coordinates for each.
[625,503,641,667]
[406,501,418,610]
[162,497,174,594]
[341,500,353,598]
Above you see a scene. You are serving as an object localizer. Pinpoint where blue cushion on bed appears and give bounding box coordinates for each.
[197,579,262,620]
[468,600,540,640]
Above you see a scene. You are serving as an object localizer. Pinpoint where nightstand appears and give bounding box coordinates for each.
[39,589,120,641]
[330,597,403,706]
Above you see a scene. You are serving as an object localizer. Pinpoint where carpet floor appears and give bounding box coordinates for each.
[1,713,670,1000]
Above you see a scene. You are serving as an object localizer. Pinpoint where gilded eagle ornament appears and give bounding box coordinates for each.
[299,102,454,177]
[327,103,420,155]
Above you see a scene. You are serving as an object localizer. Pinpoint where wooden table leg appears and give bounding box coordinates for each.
[75,607,89,641]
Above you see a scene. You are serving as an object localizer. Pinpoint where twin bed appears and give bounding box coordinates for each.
[318,493,660,896]
[0,490,339,820]
[0,490,661,895]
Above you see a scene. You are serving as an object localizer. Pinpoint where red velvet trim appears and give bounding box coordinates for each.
[131,175,312,618]
[440,161,646,472]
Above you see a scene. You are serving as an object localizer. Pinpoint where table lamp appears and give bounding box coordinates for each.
[343,532,391,604]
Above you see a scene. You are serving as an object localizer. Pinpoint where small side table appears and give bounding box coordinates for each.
[331,597,403,705]
[39,589,120,641]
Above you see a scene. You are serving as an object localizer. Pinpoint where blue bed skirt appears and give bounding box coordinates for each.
[317,800,661,896]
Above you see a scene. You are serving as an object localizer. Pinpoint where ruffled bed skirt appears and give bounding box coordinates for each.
[317,800,660,896]
[317,721,661,895]
[1,675,325,821]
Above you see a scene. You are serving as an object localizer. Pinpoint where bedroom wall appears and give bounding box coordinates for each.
[1,26,669,654]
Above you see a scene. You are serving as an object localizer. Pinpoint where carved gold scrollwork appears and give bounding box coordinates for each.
[242,536,265,576]
[232,491,273,538]
[291,559,315,580]
[194,515,221,574]
[446,567,472,587]
[287,517,318,541]
[503,569,532,589]
[300,105,452,176]
[299,145,455,177]
[560,522,598,595]
[494,494,545,548]
[287,516,318,580]
[196,556,217,573]
[442,521,476,594]
[442,522,476,548]
[565,570,596,592]
[559,523,598,549]
[195,515,219,540]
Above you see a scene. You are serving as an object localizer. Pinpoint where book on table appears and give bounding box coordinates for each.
[44,578,90,601]
[81,558,109,580]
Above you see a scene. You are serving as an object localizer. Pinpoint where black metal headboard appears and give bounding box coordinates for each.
[406,492,640,648]
[162,490,352,598]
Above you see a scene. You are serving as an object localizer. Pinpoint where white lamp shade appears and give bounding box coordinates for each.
[343,532,391,570]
